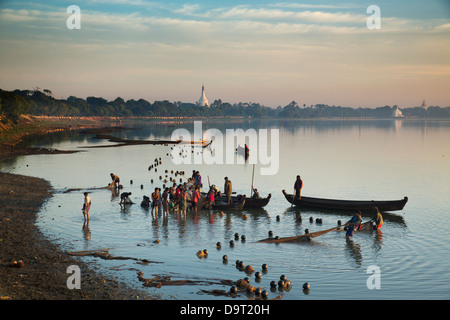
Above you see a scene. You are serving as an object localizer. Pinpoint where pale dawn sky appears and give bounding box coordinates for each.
[0,0,449,108]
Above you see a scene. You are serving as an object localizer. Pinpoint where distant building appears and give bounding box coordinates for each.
[392,105,404,118]
[197,84,209,107]
[421,100,428,110]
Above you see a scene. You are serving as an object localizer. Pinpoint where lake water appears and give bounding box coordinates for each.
[2,119,450,300]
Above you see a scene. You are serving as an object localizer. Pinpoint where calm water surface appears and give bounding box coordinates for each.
[2,119,450,300]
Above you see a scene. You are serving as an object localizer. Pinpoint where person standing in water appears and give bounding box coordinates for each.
[82,192,91,221]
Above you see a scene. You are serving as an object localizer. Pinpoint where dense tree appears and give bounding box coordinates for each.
[1,88,449,120]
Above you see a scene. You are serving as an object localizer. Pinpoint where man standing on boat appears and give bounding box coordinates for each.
[224,177,232,204]
[294,175,303,200]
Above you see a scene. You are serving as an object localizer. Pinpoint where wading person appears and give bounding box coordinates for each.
[294,175,303,200]
[345,211,362,240]
[110,173,120,188]
[119,192,132,204]
[224,177,232,204]
[82,192,91,221]
[192,186,200,214]
[151,187,160,215]
[371,207,383,230]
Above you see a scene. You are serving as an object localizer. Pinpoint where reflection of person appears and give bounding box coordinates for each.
[294,175,303,200]
[82,192,91,221]
[224,177,232,204]
[345,211,362,240]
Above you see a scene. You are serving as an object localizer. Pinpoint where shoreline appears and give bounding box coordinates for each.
[0,119,154,300]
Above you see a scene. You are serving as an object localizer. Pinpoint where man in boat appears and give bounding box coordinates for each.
[194,171,202,188]
[110,173,120,188]
[82,192,91,221]
[224,177,232,204]
[371,207,383,230]
[294,175,303,200]
[345,211,362,240]
[252,187,260,199]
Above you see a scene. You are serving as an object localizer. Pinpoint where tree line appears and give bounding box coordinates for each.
[1,88,449,122]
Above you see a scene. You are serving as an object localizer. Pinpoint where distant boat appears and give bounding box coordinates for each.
[282,190,408,213]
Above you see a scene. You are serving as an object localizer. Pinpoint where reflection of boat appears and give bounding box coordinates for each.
[282,190,408,213]
[216,194,271,209]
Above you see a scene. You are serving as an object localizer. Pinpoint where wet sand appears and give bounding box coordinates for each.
[0,141,154,300]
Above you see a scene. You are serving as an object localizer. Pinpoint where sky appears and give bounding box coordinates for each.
[0,0,449,108]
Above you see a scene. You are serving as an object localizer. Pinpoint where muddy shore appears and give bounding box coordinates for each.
[0,129,154,300]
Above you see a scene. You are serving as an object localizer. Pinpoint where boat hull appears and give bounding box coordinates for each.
[216,194,271,209]
[282,190,407,212]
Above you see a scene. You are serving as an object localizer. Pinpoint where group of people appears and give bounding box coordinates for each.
[344,208,384,240]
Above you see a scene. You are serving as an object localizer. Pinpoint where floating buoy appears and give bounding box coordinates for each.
[261,290,268,299]
[222,255,228,261]
[230,286,237,293]
[278,280,285,287]
[280,275,286,281]
[241,235,246,241]
[337,220,342,225]
[268,231,273,237]
[305,229,309,234]
[234,233,239,240]
[230,240,235,247]
[244,265,254,273]
[276,215,280,221]
[303,282,310,290]
[130,180,133,184]
[255,287,262,296]
[238,261,245,268]
[203,249,208,255]
[309,217,313,223]
[140,184,143,189]
[255,272,261,279]
[274,236,280,240]
[270,280,277,288]
[216,242,222,248]
[262,264,268,271]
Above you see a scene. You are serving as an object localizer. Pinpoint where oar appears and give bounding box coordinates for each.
[291,188,295,207]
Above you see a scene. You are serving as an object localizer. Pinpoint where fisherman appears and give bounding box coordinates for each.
[162,188,169,215]
[252,187,260,199]
[82,192,91,221]
[224,177,232,204]
[207,186,216,209]
[194,171,202,188]
[371,207,383,230]
[110,173,120,188]
[211,184,221,197]
[294,175,303,200]
[120,192,132,204]
[345,211,362,240]
[179,186,188,216]
[192,186,200,214]
[151,187,160,215]
[141,195,150,208]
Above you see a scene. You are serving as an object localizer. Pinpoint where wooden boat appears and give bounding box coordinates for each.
[212,197,246,211]
[282,190,408,212]
[257,226,342,243]
[216,193,271,209]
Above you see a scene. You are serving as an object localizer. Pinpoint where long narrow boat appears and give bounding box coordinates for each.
[282,190,408,212]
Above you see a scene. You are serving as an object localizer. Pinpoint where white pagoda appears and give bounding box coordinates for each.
[392,105,404,118]
[197,84,209,107]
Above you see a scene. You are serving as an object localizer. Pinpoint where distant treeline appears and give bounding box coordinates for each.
[1,88,449,122]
